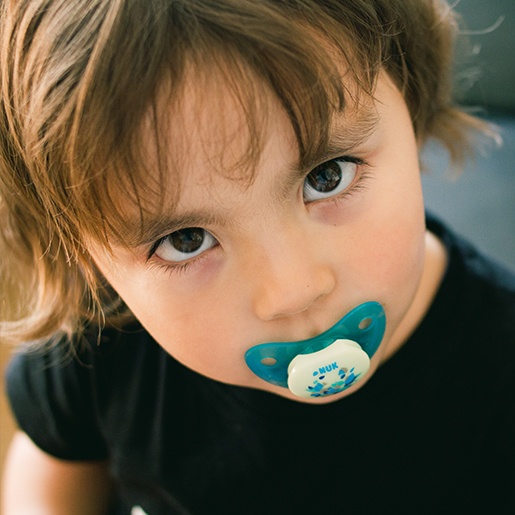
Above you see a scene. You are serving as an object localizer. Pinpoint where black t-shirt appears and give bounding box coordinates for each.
[6,216,515,514]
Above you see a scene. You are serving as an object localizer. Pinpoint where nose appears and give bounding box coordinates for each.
[250,227,336,321]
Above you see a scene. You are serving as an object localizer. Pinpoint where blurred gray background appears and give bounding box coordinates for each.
[422,0,515,271]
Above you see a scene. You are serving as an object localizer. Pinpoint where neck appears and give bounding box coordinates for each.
[383,230,448,362]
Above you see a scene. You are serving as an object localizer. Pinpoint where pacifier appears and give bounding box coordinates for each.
[245,301,386,398]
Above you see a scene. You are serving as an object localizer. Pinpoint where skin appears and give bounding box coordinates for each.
[2,432,112,513]
[90,70,447,404]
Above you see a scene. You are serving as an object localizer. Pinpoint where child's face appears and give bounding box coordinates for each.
[91,70,428,403]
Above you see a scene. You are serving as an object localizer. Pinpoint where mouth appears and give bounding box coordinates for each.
[244,301,386,398]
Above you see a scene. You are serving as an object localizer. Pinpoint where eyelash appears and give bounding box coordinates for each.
[146,247,213,277]
[146,155,372,276]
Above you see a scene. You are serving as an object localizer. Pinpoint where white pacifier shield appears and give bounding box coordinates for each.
[287,339,370,398]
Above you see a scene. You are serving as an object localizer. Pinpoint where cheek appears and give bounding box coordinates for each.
[329,150,426,304]
[365,215,425,290]
[100,265,251,380]
[361,177,426,319]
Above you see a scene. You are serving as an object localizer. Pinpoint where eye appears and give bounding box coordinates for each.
[303,157,359,202]
[153,228,218,263]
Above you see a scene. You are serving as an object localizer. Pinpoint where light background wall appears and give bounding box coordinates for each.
[422,0,515,272]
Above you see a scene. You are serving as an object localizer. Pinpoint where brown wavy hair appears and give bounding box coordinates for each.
[0,0,489,347]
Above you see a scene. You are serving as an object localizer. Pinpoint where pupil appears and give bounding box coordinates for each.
[170,228,204,253]
[307,162,342,192]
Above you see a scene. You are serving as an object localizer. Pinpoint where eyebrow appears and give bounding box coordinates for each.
[299,107,379,173]
[113,210,230,249]
[279,106,380,197]
[114,106,380,250]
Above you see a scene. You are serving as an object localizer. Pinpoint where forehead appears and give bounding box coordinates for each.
[152,56,378,171]
[104,57,379,249]
[148,66,274,182]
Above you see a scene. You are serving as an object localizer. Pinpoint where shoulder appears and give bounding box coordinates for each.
[6,321,161,391]
[4,321,172,460]
[425,213,515,377]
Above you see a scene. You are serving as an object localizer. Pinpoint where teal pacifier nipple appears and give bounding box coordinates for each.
[245,301,386,398]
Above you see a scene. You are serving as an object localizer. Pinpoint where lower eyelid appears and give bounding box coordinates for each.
[147,240,220,276]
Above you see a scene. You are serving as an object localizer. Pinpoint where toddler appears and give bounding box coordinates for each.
[1,0,514,513]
